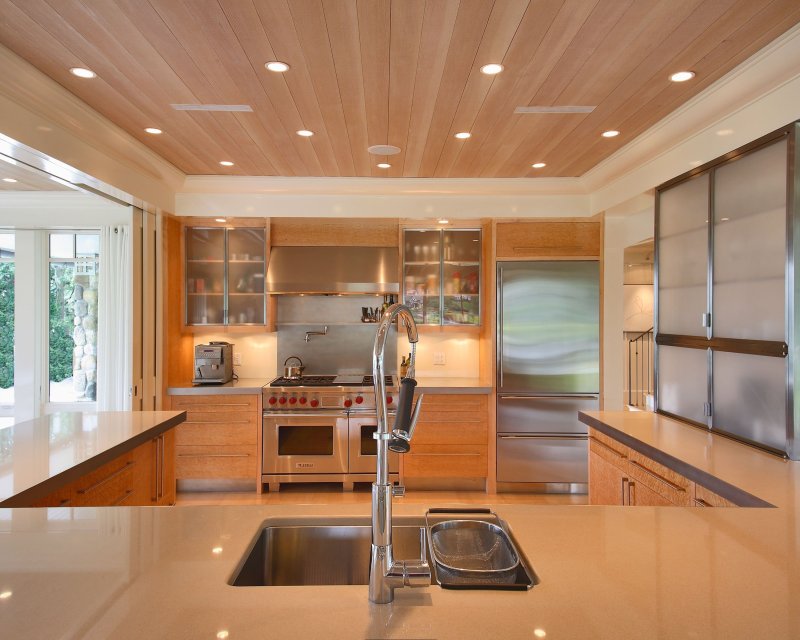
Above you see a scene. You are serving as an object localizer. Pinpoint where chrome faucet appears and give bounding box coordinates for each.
[369,303,430,604]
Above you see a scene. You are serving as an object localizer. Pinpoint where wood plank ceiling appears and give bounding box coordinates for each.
[0,0,799,178]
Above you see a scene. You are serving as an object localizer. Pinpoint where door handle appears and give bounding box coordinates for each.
[498,434,587,440]
[498,395,599,400]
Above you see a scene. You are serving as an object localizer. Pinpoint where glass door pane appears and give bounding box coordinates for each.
[442,229,480,325]
[657,346,707,424]
[227,228,266,325]
[658,173,709,336]
[186,228,225,325]
[403,230,441,325]
[713,139,786,340]
[0,234,14,410]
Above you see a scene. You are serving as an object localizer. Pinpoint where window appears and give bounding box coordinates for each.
[0,233,13,415]
[48,232,100,403]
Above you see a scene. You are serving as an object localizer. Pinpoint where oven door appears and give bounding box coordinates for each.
[263,412,349,475]
[348,414,399,475]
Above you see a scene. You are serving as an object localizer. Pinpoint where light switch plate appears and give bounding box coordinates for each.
[433,351,446,365]
[233,352,242,366]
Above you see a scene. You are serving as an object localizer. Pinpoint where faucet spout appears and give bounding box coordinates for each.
[369,303,430,604]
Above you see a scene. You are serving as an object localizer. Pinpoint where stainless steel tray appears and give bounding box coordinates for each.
[424,508,538,590]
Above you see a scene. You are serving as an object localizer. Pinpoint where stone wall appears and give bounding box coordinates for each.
[71,274,98,401]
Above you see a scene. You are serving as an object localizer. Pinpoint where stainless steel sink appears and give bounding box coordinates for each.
[230,523,432,587]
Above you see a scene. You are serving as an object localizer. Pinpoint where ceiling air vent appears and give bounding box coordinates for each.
[514,106,596,114]
[367,145,401,155]
[170,104,254,112]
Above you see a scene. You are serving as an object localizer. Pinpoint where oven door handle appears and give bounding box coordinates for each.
[263,411,347,418]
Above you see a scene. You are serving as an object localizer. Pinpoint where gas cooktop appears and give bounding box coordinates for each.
[268,375,393,388]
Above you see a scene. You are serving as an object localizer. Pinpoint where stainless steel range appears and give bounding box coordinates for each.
[262,374,399,491]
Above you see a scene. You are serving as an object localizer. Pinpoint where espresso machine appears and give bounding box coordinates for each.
[192,342,234,384]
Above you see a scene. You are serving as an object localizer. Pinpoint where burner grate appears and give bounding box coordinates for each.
[269,375,336,387]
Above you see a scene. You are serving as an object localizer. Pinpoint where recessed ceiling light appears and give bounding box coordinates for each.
[454,132,471,139]
[2,178,17,183]
[144,127,162,135]
[720,217,730,222]
[212,546,223,555]
[377,163,391,169]
[716,129,734,137]
[69,67,96,79]
[437,218,449,224]
[531,162,546,169]
[0,591,11,599]
[219,161,234,166]
[601,130,620,138]
[296,130,314,137]
[670,71,695,82]
[534,630,547,638]
[215,218,227,223]
[265,61,290,73]
[480,63,504,75]
[216,631,229,639]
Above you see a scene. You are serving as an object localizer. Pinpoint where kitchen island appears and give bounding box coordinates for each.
[1,410,799,639]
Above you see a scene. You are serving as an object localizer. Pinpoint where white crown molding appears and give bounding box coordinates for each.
[0,44,184,211]
[0,191,127,211]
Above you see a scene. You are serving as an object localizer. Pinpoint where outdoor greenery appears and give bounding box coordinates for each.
[49,264,75,383]
[0,263,13,389]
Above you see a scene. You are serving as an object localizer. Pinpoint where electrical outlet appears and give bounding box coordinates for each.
[233,352,242,366]
[433,351,446,365]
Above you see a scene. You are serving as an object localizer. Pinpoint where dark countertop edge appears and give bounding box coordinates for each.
[579,412,774,509]
[0,411,187,508]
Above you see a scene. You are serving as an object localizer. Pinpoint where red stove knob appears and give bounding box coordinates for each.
[386,395,393,405]
[343,398,353,408]
[289,396,297,405]
[355,396,364,404]
[310,399,319,408]
[278,396,287,405]
[268,396,277,405]
[299,396,307,405]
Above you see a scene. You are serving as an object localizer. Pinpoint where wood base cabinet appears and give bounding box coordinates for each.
[589,428,737,508]
[30,430,176,507]
[402,394,488,487]
[170,394,260,485]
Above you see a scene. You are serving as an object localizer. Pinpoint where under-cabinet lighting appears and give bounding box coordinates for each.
[2,178,17,183]
[215,218,227,223]
[69,67,96,79]
[437,218,449,224]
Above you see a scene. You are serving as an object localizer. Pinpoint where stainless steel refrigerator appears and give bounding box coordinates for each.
[496,261,600,492]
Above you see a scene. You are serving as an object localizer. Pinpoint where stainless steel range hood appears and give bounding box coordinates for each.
[266,246,399,295]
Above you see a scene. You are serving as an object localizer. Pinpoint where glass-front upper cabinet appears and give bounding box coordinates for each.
[403,228,481,326]
[185,225,266,326]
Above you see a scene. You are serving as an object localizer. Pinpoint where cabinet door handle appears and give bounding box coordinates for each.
[158,435,164,500]
[629,460,686,493]
[629,481,636,506]
[182,403,251,408]
[621,477,628,505]
[592,437,627,459]
[694,498,711,507]
[185,420,252,425]
[78,461,135,495]
[177,453,250,458]
[112,490,134,506]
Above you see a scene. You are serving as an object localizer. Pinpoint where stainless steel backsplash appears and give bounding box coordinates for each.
[276,296,396,374]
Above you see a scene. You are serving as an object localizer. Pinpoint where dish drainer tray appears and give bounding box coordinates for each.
[425,508,538,590]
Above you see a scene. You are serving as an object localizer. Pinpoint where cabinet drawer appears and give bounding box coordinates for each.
[419,395,487,412]
[589,436,628,470]
[695,483,737,507]
[170,394,258,413]
[176,418,257,446]
[71,456,137,507]
[413,420,487,445]
[175,444,257,479]
[626,448,692,506]
[403,444,487,478]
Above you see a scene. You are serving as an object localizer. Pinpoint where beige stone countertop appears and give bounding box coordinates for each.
[414,377,492,394]
[2,410,799,639]
[0,411,186,506]
[167,378,270,395]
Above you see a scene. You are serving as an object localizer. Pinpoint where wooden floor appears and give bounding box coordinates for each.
[175,484,587,507]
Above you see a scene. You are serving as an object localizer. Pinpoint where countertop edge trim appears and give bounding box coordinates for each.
[0,411,187,507]
[578,412,774,508]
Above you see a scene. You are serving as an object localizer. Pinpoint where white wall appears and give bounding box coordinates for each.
[603,204,655,410]
[192,333,278,381]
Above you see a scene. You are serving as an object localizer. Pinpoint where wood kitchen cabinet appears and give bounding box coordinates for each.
[495,220,601,259]
[402,394,488,488]
[402,228,482,326]
[184,220,270,328]
[170,393,261,488]
[30,430,176,507]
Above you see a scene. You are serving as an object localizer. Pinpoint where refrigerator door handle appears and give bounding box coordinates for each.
[498,394,599,400]
[497,265,504,389]
[498,434,588,440]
